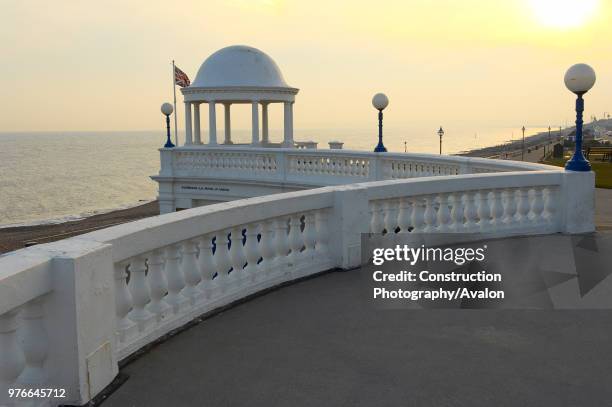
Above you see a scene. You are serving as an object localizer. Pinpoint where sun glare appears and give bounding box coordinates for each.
[529,0,599,29]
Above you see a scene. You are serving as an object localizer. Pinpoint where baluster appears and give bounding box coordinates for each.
[477,190,492,232]
[410,197,426,232]
[113,262,135,341]
[145,250,170,320]
[303,213,317,258]
[502,189,517,226]
[164,245,186,311]
[384,200,400,234]
[530,187,545,224]
[0,309,25,389]
[490,190,505,228]
[370,201,384,234]
[397,197,413,233]
[423,196,437,232]
[214,231,232,291]
[543,187,557,224]
[288,215,304,266]
[259,220,276,273]
[463,192,479,231]
[228,227,246,283]
[516,188,531,225]
[274,218,290,271]
[450,193,464,232]
[16,298,48,386]
[181,240,201,304]
[196,234,216,298]
[127,257,152,328]
[244,223,261,280]
[315,209,330,257]
[436,193,451,232]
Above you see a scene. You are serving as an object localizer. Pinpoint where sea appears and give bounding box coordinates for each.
[0,125,548,227]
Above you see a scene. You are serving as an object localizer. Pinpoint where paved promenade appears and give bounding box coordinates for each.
[105,264,612,406]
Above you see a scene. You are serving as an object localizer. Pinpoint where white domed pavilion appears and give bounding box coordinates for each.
[181,45,299,147]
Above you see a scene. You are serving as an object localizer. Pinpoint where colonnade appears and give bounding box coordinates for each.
[183,101,294,147]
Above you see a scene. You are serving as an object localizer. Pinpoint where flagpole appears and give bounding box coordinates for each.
[172,60,179,146]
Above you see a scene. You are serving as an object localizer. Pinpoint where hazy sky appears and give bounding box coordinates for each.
[1,0,610,133]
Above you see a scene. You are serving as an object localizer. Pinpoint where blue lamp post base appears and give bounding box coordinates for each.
[164,114,175,148]
[374,144,387,152]
[565,95,590,172]
[374,110,387,152]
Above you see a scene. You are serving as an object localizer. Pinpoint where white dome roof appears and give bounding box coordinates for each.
[191,45,291,88]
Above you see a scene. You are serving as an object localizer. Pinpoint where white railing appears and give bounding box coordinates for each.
[158,146,554,187]
[0,160,594,405]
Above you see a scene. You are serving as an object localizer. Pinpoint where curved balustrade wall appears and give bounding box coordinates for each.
[153,146,556,211]
[0,153,594,406]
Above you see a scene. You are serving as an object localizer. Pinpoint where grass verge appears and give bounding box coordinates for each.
[543,157,612,189]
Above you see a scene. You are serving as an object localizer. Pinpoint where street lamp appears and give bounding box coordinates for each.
[372,93,389,152]
[564,63,596,171]
[546,125,551,157]
[437,126,444,155]
[161,103,175,148]
[521,126,526,161]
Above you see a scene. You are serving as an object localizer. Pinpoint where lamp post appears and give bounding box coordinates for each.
[521,126,526,161]
[437,126,444,155]
[372,93,389,152]
[564,63,596,172]
[546,125,551,157]
[161,103,175,148]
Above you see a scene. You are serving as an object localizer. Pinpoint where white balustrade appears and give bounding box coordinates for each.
[0,155,593,405]
[368,182,563,237]
[174,151,278,175]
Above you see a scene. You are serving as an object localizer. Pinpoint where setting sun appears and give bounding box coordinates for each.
[529,0,599,28]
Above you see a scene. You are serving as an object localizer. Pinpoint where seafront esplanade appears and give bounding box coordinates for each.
[180,45,299,147]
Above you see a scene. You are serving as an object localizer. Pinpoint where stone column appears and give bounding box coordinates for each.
[283,101,294,147]
[208,101,217,145]
[193,103,201,145]
[184,102,192,145]
[262,102,269,145]
[224,103,232,144]
[251,101,259,145]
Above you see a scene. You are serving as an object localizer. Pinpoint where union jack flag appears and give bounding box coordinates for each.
[174,65,190,87]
